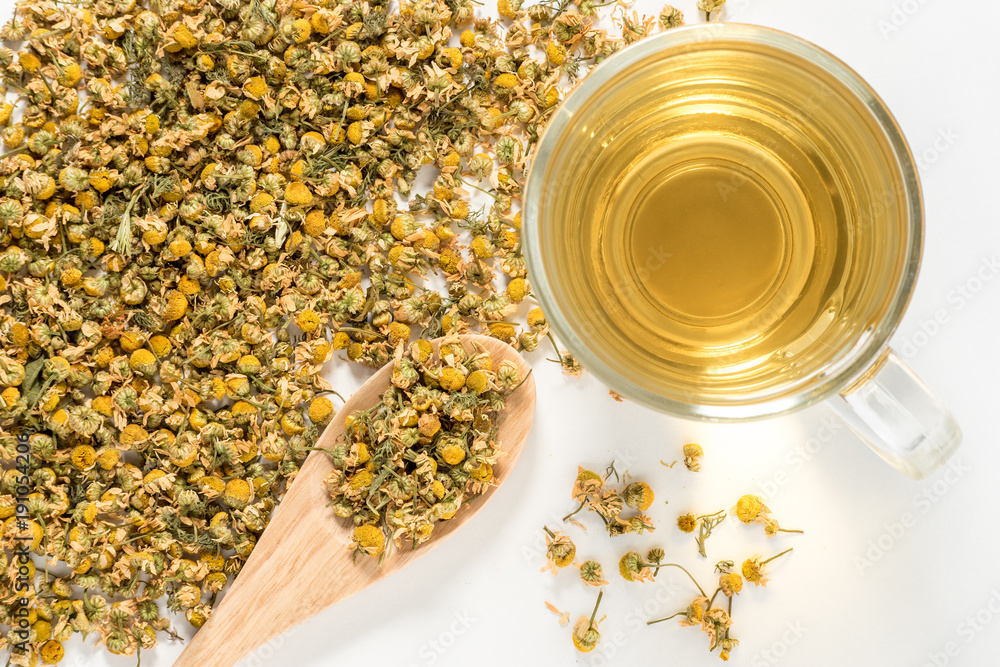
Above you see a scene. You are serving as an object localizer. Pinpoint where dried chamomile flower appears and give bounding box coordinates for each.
[617,513,656,536]
[565,462,655,536]
[697,0,728,20]
[564,466,605,524]
[734,495,803,536]
[700,606,734,651]
[623,481,654,511]
[572,467,605,503]
[572,591,604,653]
[719,572,743,597]
[683,443,704,471]
[677,513,697,533]
[542,527,577,574]
[352,525,386,558]
[683,598,708,626]
[742,548,793,587]
[649,597,708,628]
[556,351,584,376]
[719,637,740,661]
[39,640,65,664]
[650,590,736,659]
[659,5,685,29]
[734,494,769,524]
[618,551,655,583]
[764,518,804,537]
[578,559,609,587]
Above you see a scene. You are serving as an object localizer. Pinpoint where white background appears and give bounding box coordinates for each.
[6,0,1000,665]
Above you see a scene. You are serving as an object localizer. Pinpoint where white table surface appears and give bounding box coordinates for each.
[5,0,999,665]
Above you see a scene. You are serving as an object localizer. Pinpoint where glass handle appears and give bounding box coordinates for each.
[827,349,961,479]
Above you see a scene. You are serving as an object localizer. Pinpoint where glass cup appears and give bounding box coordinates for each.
[523,23,961,479]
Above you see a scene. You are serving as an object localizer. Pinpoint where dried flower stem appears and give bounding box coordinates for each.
[647,611,686,626]
[562,499,588,522]
[762,548,794,565]
[659,563,708,598]
[695,510,726,557]
[706,586,722,609]
[589,589,604,627]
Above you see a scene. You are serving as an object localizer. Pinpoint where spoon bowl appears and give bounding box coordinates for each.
[174,334,536,667]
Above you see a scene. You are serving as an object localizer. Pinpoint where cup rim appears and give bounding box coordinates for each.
[522,23,924,422]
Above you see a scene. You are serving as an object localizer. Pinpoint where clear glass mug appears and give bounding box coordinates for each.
[522,23,961,479]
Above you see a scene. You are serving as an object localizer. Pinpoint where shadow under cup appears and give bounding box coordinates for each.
[523,24,923,422]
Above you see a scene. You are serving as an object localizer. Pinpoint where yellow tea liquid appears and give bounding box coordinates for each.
[533,37,913,408]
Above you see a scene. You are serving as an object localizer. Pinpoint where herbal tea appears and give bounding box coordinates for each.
[533,37,913,408]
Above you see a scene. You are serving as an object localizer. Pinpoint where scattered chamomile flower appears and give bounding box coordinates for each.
[618,551,655,583]
[571,591,605,653]
[550,446,801,665]
[742,548,794,587]
[571,467,604,503]
[557,350,584,376]
[764,518,804,537]
[734,495,804,536]
[659,4,685,28]
[734,494,769,524]
[623,481,655,511]
[650,594,733,656]
[578,559,609,587]
[720,637,740,661]
[648,596,708,628]
[697,0,728,20]
[646,548,666,568]
[701,607,734,652]
[542,526,577,574]
[565,462,655,536]
[683,443,705,471]
[719,572,743,597]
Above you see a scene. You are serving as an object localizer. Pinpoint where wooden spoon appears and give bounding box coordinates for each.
[173,334,535,667]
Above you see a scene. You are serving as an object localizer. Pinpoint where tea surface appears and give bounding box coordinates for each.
[536,38,913,407]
